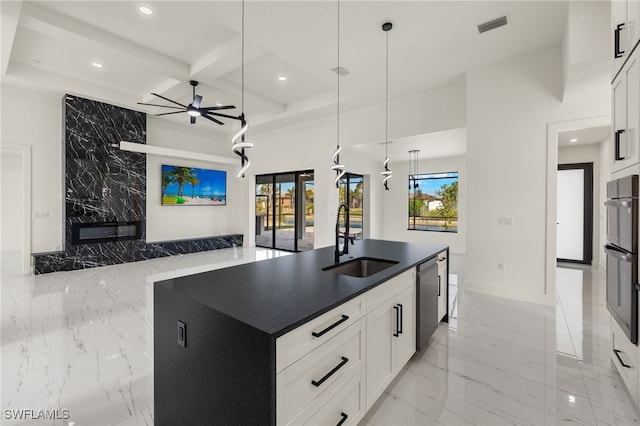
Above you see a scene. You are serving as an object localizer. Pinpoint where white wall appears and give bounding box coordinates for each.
[558,142,602,266]
[466,46,610,306]
[145,118,246,243]
[599,136,612,269]
[381,155,466,254]
[1,84,62,253]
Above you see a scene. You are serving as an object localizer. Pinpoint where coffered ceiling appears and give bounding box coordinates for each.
[2,1,570,133]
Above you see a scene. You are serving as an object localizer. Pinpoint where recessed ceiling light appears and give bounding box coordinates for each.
[138,5,153,16]
[215,102,223,106]
[91,61,104,69]
[570,138,578,143]
[277,75,288,82]
[30,59,41,65]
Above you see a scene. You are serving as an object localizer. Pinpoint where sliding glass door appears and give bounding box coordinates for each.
[339,173,364,240]
[256,170,314,252]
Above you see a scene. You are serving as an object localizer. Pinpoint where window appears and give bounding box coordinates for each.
[339,173,364,240]
[408,172,458,232]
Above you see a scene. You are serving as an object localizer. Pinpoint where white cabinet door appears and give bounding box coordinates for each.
[365,300,394,411]
[613,54,640,172]
[613,0,628,76]
[393,285,416,372]
[628,0,640,57]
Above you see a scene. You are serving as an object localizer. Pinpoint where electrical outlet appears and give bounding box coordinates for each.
[498,262,505,271]
[177,321,186,348]
[498,217,512,226]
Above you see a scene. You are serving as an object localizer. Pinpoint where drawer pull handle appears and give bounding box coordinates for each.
[337,412,348,426]
[393,305,400,337]
[614,349,631,368]
[438,275,441,296]
[398,303,403,335]
[615,23,626,59]
[312,315,349,338]
[311,356,349,387]
[615,129,626,161]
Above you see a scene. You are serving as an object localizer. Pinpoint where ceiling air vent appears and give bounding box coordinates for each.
[332,66,351,77]
[477,15,508,34]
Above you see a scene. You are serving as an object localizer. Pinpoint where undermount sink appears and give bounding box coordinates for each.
[322,257,399,278]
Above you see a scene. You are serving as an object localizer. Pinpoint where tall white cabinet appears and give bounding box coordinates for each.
[610,0,640,410]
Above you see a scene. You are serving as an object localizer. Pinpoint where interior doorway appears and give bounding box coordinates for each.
[0,143,31,274]
[557,163,593,264]
[255,170,314,252]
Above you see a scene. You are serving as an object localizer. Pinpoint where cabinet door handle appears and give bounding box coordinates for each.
[615,129,626,161]
[615,23,626,59]
[336,412,349,426]
[393,305,399,337]
[438,275,441,296]
[614,349,631,368]
[311,314,349,338]
[311,356,349,387]
[398,303,403,335]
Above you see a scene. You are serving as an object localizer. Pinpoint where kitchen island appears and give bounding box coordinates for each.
[154,239,447,425]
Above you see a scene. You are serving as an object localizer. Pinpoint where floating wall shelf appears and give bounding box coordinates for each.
[119,141,237,165]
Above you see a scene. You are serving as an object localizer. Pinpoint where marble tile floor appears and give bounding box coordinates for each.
[1,250,638,425]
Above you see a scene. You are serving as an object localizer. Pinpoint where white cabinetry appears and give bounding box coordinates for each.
[612,52,640,173]
[365,269,416,410]
[611,316,639,401]
[612,0,640,77]
[276,267,419,425]
[437,251,448,322]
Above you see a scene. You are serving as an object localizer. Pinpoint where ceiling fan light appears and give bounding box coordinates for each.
[187,109,201,117]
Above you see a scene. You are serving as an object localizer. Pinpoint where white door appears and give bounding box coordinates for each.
[557,168,584,261]
[1,144,31,274]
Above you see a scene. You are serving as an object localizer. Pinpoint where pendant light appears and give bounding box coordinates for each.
[330,0,346,188]
[409,149,420,190]
[380,22,393,190]
[231,0,253,178]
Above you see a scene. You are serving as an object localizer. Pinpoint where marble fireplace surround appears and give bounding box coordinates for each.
[33,95,243,274]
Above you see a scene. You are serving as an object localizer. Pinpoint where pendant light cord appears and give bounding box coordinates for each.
[385,30,388,158]
[336,0,340,151]
[241,0,245,114]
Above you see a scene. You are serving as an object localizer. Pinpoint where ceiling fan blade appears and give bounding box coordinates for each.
[201,113,224,125]
[137,102,183,109]
[191,115,197,124]
[155,111,186,116]
[205,111,241,120]
[192,95,202,109]
[150,93,188,108]
[200,105,236,111]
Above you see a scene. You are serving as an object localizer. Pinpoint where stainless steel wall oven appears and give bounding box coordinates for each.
[605,175,639,344]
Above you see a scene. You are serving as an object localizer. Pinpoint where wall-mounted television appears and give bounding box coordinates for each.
[162,164,226,206]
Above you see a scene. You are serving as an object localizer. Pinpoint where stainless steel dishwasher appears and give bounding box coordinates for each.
[416,257,439,351]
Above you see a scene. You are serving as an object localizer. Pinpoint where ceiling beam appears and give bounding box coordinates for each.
[190,35,265,80]
[19,2,188,80]
[1,0,23,75]
[141,78,182,104]
[208,79,286,115]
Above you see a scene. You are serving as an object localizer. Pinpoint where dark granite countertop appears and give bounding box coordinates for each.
[155,239,447,337]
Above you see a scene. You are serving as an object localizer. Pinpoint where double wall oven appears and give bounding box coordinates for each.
[605,175,639,344]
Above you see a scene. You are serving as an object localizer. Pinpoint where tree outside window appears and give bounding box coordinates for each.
[408,172,458,232]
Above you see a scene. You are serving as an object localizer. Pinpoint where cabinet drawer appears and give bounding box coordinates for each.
[611,316,639,400]
[276,295,365,373]
[277,319,364,425]
[286,367,364,426]
[366,268,416,312]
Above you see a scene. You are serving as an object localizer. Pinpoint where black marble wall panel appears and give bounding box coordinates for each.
[142,234,244,260]
[34,235,244,274]
[64,95,146,268]
[33,252,65,274]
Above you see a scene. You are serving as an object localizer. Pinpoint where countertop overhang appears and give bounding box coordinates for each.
[155,239,447,337]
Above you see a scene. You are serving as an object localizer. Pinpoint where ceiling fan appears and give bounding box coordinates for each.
[138,80,237,125]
